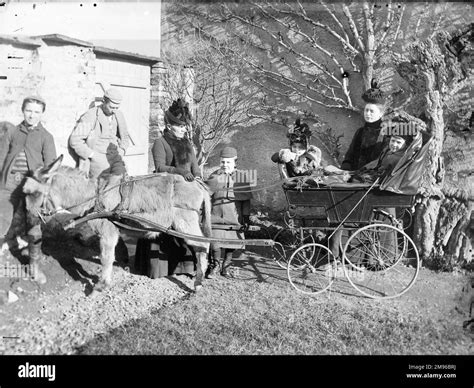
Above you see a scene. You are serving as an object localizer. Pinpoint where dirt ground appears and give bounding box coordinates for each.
[0,225,472,355]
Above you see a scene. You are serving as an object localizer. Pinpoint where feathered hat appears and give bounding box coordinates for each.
[361,79,386,105]
[164,98,192,126]
[287,118,312,148]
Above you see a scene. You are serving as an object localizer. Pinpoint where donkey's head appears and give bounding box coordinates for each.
[23,155,64,219]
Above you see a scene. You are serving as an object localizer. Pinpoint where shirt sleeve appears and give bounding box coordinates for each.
[0,126,13,174]
[152,138,179,174]
[69,117,95,159]
[42,132,57,166]
[190,149,202,178]
[271,151,282,163]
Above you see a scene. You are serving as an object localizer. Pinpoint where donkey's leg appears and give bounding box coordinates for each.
[90,219,120,291]
[172,209,210,291]
[193,248,209,292]
[27,223,47,284]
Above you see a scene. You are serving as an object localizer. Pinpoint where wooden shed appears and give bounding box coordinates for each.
[0,33,161,175]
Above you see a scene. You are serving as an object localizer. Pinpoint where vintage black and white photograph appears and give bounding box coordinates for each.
[0,0,472,383]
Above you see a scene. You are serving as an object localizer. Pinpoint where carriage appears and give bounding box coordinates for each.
[271,130,433,299]
[20,123,432,298]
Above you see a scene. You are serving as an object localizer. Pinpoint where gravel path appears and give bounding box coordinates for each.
[0,244,194,355]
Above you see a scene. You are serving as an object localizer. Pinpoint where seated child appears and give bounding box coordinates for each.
[276,143,322,177]
[271,118,323,177]
[350,133,412,184]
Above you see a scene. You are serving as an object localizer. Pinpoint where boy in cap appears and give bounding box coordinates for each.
[69,87,130,179]
[205,146,252,278]
[0,96,56,265]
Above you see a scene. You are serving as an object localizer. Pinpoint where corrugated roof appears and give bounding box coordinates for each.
[0,34,42,48]
[0,33,160,63]
[36,33,159,63]
[35,34,93,48]
[94,45,160,64]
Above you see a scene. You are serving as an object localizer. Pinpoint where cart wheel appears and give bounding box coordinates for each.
[283,211,294,228]
[372,208,413,231]
[287,243,336,295]
[369,209,409,265]
[342,224,420,299]
[272,228,315,269]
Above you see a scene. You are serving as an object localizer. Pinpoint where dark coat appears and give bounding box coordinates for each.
[0,122,57,188]
[206,168,252,249]
[151,130,201,178]
[341,119,388,171]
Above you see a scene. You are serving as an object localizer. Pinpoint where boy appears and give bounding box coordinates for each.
[0,96,56,255]
[351,133,412,184]
[205,147,252,278]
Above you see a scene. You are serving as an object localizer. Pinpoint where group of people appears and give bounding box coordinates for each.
[0,90,251,280]
[1,78,414,279]
[135,97,252,279]
[271,79,415,260]
[272,79,413,186]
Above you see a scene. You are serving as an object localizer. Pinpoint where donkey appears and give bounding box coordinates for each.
[22,155,212,292]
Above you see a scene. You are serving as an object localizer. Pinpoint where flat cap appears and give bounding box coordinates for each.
[23,95,46,105]
[104,88,123,103]
[220,146,238,158]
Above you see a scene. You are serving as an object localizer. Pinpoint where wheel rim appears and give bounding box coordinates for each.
[342,223,420,299]
[287,243,335,295]
[272,228,316,269]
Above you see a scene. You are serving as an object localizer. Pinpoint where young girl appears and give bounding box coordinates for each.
[271,118,323,177]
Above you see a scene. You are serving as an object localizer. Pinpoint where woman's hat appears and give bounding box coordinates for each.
[220,146,238,158]
[164,98,192,126]
[288,118,311,148]
[362,79,386,105]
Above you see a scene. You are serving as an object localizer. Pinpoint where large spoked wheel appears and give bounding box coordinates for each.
[342,224,420,299]
[287,243,336,295]
[272,228,316,269]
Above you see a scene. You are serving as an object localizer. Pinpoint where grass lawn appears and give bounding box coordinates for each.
[77,253,472,355]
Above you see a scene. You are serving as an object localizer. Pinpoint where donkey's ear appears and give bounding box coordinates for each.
[41,155,64,178]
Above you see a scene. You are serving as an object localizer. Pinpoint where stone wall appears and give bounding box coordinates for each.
[37,43,97,167]
[0,41,97,168]
[148,61,196,173]
[0,43,43,125]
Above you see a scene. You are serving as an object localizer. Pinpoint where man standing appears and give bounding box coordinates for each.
[69,88,130,178]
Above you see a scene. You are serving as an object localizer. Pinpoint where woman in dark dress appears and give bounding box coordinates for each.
[135,99,202,278]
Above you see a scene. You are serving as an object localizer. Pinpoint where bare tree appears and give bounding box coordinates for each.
[160,37,261,171]
[180,1,412,113]
[395,24,473,266]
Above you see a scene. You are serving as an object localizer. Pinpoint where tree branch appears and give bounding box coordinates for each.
[342,3,365,52]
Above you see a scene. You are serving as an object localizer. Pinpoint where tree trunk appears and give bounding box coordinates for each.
[412,70,471,268]
[412,72,445,263]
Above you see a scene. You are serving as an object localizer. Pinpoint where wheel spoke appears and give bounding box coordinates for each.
[343,224,420,299]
